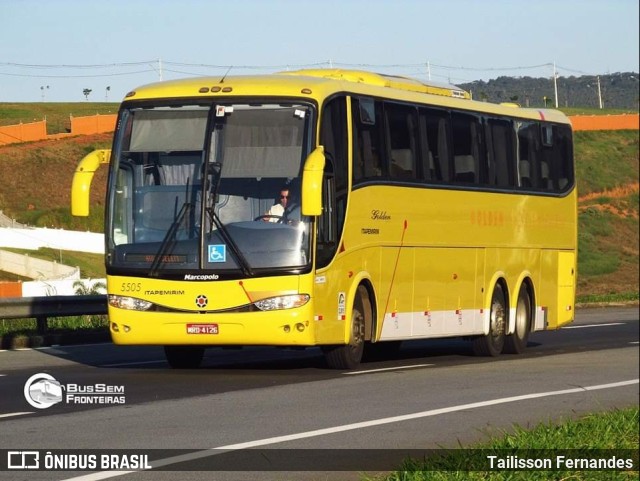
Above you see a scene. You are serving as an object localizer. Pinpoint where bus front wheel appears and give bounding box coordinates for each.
[472,283,507,357]
[323,286,368,369]
[164,346,205,369]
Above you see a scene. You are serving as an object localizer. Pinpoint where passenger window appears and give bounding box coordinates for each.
[420,108,451,182]
[451,112,484,184]
[385,103,418,179]
[487,119,514,187]
[517,122,542,189]
[540,123,574,192]
[353,98,384,183]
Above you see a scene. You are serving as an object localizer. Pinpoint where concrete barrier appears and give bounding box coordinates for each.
[0,250,79,280]
[0,227,104,253]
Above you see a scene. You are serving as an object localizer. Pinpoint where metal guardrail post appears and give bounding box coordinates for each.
[36,316,47,335]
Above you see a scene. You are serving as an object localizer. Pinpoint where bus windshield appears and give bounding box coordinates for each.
[107,102,314,278]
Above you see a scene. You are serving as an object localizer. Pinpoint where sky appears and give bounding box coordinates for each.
[1,0,638,103]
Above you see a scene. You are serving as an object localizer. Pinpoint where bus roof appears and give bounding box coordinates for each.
[124,69,570,125]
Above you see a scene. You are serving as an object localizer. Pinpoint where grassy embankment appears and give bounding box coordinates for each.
[375,407,638,480]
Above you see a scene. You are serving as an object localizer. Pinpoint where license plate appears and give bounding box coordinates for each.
[186,324,219,334]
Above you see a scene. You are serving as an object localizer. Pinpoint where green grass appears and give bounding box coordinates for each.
[19,206,106,232]
[577,292,639,304]
[376,407,639,480]
[560,107,637,116]
[0,102,118,134]
[578,209,620,277]
[574,131,639,195]
[0,315,108,336]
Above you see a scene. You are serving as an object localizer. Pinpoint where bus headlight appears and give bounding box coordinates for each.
[253,294,310,311]
[108,295,153,311]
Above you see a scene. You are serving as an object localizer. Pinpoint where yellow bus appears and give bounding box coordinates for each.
[72,69,576,369]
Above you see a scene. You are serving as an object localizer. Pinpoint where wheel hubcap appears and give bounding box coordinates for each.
[491,300,505,339]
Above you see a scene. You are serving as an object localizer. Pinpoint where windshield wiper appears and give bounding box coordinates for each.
[203,160,254,277]
[207,208,253,277]
[150,200,192,277]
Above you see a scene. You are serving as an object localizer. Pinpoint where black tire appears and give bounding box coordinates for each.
[323,286,368,369]
[504,284,532,354]
[164,346,205,369]
[472,283,507,357]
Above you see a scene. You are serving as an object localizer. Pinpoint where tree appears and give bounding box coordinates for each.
[83,88,92,101]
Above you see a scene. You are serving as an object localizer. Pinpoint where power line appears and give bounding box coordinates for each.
[0,69,155,79]
[0,59,627,80]
[0,60,157,69]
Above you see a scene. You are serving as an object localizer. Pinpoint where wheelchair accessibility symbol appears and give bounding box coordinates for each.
[208,244,226,263]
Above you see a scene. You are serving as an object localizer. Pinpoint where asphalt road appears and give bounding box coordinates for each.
[0,306,638,481]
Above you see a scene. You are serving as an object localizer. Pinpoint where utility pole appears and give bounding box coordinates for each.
[553,62,559,108]
[426,61,431,81]
[150,58,164,81]
[597,75,603,109]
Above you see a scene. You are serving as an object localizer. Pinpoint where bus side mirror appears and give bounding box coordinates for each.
[301,146,325,216]
[71,149,111,216]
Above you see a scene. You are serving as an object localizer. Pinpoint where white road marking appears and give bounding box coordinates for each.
[0,412,34,419]
[562,322,625,329]
[343,364,433,375]
[630,341,639,345]
[61,378,639,481]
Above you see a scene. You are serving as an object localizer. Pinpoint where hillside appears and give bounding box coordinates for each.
[458,71,639,110]
[0,114,637,299]
[0,132,110,231]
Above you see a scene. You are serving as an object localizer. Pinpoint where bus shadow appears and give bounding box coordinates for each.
[25,338,545,373]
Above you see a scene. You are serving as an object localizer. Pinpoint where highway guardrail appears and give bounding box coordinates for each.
[0,295,107,335]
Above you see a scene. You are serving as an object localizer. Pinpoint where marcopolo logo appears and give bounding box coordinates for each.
[24,373,125,409]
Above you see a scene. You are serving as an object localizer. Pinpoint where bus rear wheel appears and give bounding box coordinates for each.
[504,284,532,354]
[472,283,507,357]
[164,346,205,369]
[323,286,368,369]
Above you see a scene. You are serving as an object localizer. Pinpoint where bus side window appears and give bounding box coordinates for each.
[540,124,573,193]
[353,98,384,183]
[487,119,514,188]
[451,112,484,184]
[517,122,542,189]
[318,95,349,268]
[385,102,418,180]
[554,125,574,191]
[420,108,451,182]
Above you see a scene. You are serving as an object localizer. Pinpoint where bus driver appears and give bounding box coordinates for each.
[264,186,295,223]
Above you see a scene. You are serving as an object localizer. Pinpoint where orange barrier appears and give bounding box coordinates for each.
[0,282,21,298]
[1,113,637,146]
[0,114,117,146]
[570,114,639,131]
[70,114,117,135]
[0,120,47,146]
